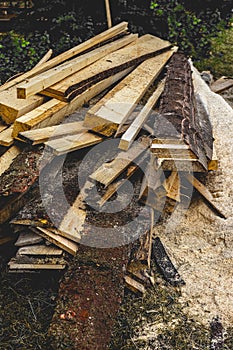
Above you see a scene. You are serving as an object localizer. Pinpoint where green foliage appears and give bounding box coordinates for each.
[0,31,40,84]
[195,23,233,77]
[150,0,231,59]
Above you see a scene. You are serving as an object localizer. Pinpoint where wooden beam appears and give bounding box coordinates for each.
[19,121,87,145]
[185,173,227,219]
[45,131,103,155]
[0,121,7,133]
[33,227,79,256]
[12,69,131,138]
[0,86,45,124]
[0,145,22,176]
[16,34,136,99]
[17,245,63,256]
[0,22,129,93]
[84,47,176,135]
[41,37,137,102]
[119,79,165,150]
[90,137,150,187]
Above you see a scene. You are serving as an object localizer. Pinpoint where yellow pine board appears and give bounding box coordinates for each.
[84,47,176,131]
[12,69,130,138]
[90,137,149,186]
[35,227,79,256]
[0,86,45,124]
[119,79,165,150]
[0,126,14,146]
[45,131,103,155]
[8,263,66,270]
[0,22,128,93]
[19,121,87,145]
[17,33,137,99]
[41,34,138,101]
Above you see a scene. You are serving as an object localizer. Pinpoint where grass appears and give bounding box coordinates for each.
[195,23,233,78]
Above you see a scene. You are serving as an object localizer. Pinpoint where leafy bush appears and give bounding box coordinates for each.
[150,0,231,59]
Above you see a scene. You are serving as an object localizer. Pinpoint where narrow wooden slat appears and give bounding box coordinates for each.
[119,79,165,150]
[12,69,130,138]
[84,47,176,135]
[0,22,129,93]
[8,263,66,270]
[33,49,53,68]
[17,34,136,99]
[0,126,14,146]
[18,245,63,256]
[124,275,146,294]
[0,145,21,176]
[45,131,103,155]
[33,227,79,256]
[90,137,149,187]
[211,77,233,93]
[19,121,87,145]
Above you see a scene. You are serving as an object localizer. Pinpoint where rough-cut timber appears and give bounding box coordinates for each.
[0,22,129,93]
[0,145,22,176]
[66,34,172,100]
[0,86,45,124]
[12,69,131,138]
[49,245,130,350]
[155,53,213,170]
[84,47,176,135]
[0,126,14,146]
[16,34,137,99]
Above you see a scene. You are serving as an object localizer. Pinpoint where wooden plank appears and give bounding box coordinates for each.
[185,173,227,219]
[8,263,66,270]
[58,181,93,242]
[12,69,131,138]
[41,35,138,102]
[0,145,22,176]
[65,35,172,101]
[119,79,165,150]
[33,227,79,256]
[19,121,87,145]
[163,171,181,202]
[45,131,103,155]
[90,137,150,187]
[0,126,14,146]
[0,193,31,225]
[158,157,206,172]
[17,244,63,256]
[0,87,45,124]
[211,77,233,93]
[17,34,137,99]
[0,22,129,93]
[84,47,176,134]
[150,142,196,159]
[104,0,112,28]
[97,164,138,206]
[15,231,44,246]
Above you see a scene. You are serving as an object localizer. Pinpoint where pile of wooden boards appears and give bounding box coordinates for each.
[0,22,225,275]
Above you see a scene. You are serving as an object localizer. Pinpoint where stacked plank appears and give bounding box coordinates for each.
[0,22,223,274]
